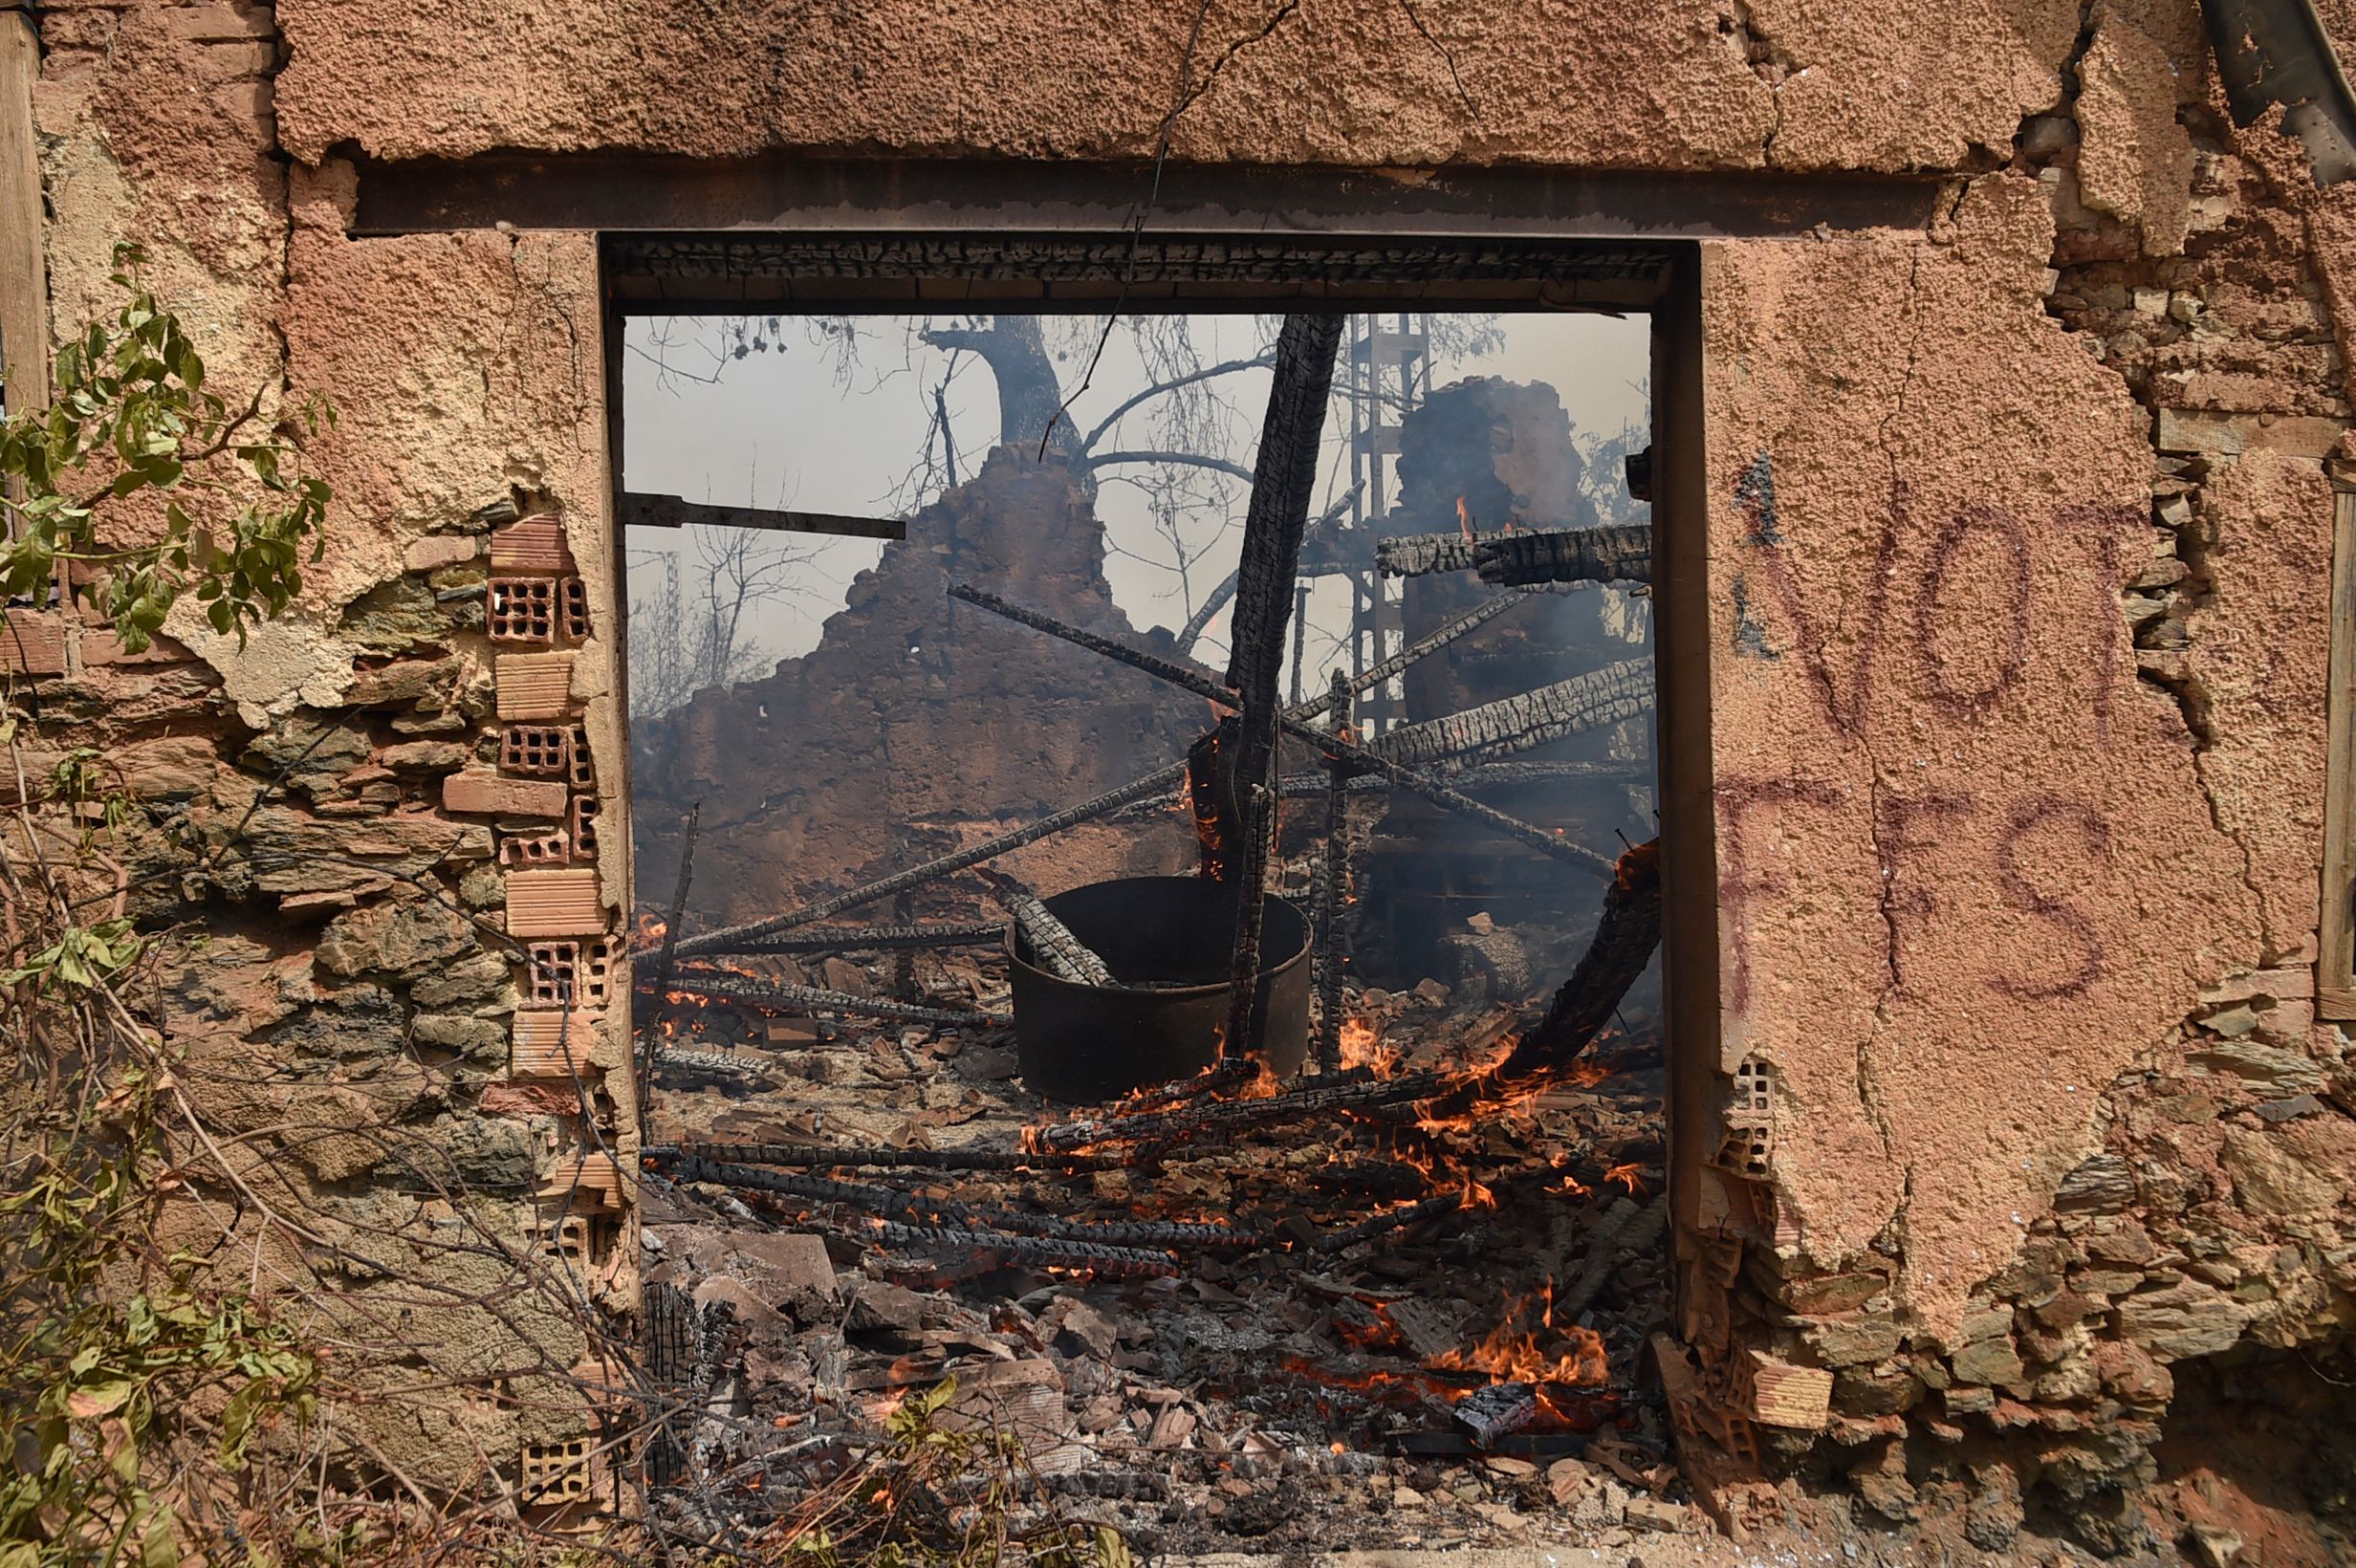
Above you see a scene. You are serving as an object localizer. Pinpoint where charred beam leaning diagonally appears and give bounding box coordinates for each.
[1220,313,1344,1058]
[693,921,1008,957]
[975,867,1115,986]
[1374,659,1655,771]
[670,761,1188,955]
[949,584,1616,875]
[1500,839,1663,1078]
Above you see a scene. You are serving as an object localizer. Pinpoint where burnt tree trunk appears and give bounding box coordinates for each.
[1220,313,1344,1058]
[920,316,1077,458]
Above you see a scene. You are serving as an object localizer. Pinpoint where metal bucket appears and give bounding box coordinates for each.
[1007,876,1311,1103]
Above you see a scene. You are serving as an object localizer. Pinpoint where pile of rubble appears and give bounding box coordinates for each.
[636,947,1705,1555]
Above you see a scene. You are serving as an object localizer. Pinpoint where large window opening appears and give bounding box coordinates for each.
[614,250,1690,1542]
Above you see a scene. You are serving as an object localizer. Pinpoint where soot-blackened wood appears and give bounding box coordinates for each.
[662,968,1002,1028]
[670,1141,1120,1173]
[641,801,701,1130]
[1500,839,1663,1078]
[1473,525,1652,588]
[1221,315,1343,1056]
[1306,723,1619,876]
[672,760,1188,954]
[1028,1066,1433,1152]
[1219,783,1276,1060]
[1186,716,1243,882]
[1453,1382,1541,1447]
[1312,668,1353,1075]
[1374,658,1655,770]
[1289,588,1534,723]
[975,867,1115,986]
[1225,314,1343,775]
[1375,524,1652,588]
[704,921,1007,956]
[949,583,1224,698]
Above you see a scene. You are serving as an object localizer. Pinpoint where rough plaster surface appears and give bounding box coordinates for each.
[2075,3,2199,256]
[1702,176,2257,1335]
[270,0,2087,174]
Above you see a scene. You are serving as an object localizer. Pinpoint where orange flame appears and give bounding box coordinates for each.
[1432,1285,1609,1389]
[1456,495,1475,542]
[1337,1016,1398,1077]
[1605,1163,1647,1196]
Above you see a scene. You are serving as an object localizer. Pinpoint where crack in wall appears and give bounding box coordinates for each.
[1721,0,1797,166]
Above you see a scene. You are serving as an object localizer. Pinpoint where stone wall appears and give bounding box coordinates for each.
[19,0,634,1506]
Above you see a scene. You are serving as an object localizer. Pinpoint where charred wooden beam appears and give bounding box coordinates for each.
[1472,525,1652,587]
[944,584,1613,875]
[668,1142,1119,1173]
[1500,840,1662,1078]
[1221,315,1344,1056]
[1307,1190,1465,1253]
[1375,532,1476,577]
[974,867,1114,986]
[1452,1382,1540,1447]
[1311,668,1353,1076]
[1028,1066,1431,1153]
[654,1046,777,1080]
[1289,588,1536,723]
[949,583,1223,700]
[1376,525,1650,587]
[671,760,1188,955]
[620,491,907,539]
[698,921,1007,956]
[1374,658,1654,770]
[871,1221,1180,1279]
[660,967,1002,1028]
[1304,724,1618,876]
[1219,782,1276,1061]
[641,802,701,1125]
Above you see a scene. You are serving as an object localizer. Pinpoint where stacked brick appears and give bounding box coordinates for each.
[429,499,636,1512]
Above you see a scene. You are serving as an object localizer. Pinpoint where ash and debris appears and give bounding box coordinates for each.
[638,934,1696,1556]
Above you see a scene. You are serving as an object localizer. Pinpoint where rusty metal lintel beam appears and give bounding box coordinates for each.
[351,155,1948,253]
[620,492,905,540]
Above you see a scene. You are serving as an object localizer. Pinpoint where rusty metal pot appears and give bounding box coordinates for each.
[1007,875,1311,1102]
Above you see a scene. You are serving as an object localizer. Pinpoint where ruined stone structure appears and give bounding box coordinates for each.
[631,452,1202,931]
[6,0,2356,1544]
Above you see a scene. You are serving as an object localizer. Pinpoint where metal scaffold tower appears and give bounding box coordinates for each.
[1343,313,1429,735]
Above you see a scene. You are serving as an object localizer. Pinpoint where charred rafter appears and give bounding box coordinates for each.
[1377,524,1651,587]
[670,761,1188,955]
[974,867,1115,986]
[1374,659,1654,771]
[1220,314,1345,1058]
[660,968,1002,1028]
[695,921,1008,957]
[946,585,1614,875]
